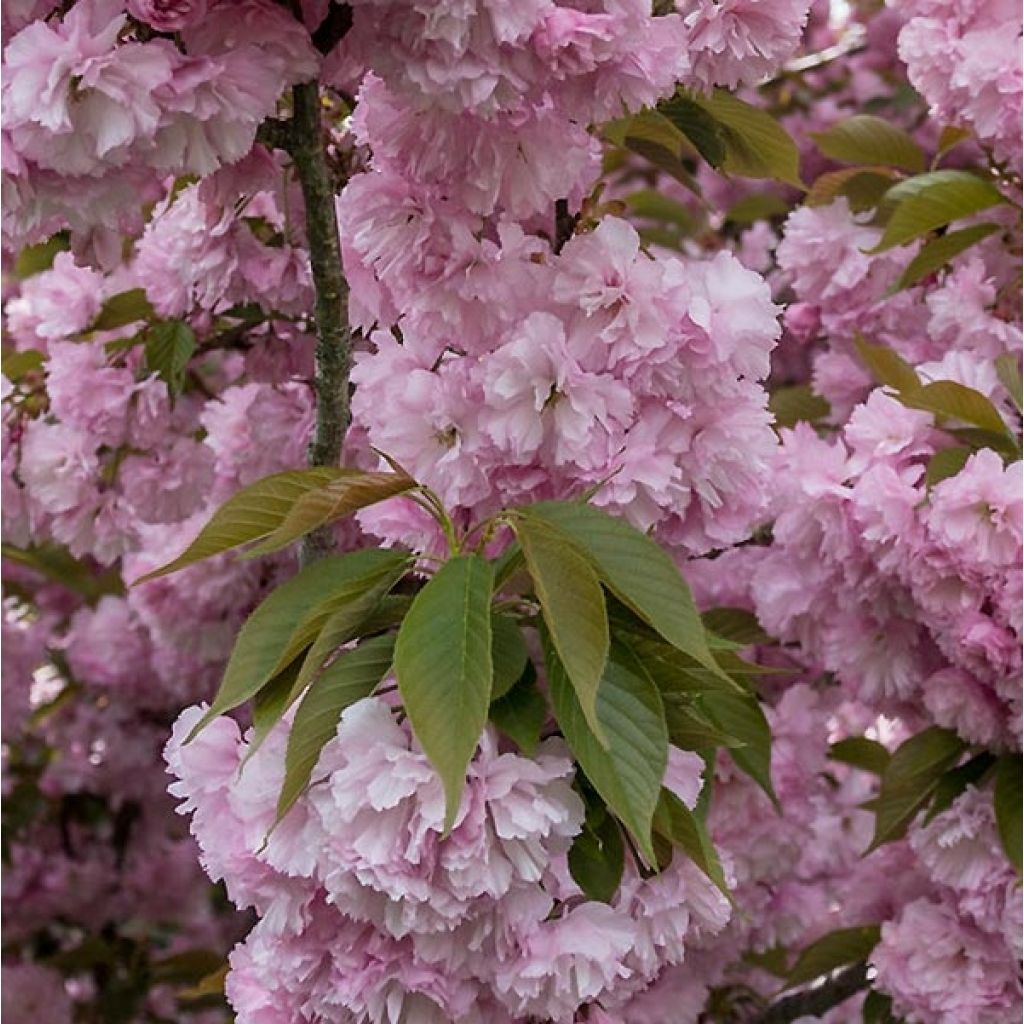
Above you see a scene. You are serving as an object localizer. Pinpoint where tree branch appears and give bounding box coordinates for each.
[754,963,871,1024]
[289,79,352,564]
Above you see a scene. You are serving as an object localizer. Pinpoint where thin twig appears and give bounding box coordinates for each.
[753,963,871,1024]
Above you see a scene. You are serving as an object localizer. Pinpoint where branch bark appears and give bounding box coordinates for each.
[289,79,352,564]
[753,963,871,1024]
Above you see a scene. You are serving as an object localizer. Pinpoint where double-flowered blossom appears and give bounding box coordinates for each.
[166,697,729,1022]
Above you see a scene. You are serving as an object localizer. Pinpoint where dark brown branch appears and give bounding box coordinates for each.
[290,79,352,564]
[553,198,579,254]
[754,963,871,1024]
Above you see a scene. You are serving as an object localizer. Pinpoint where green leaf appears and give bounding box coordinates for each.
[524,502,719,678]
[806,167,898,212]
[662,696,744,750]
[863,989,901,1024]
[14,234,69,279]
[625,189,699,233]
[744,946,790,979]
[568,809,626,903]
[898,380,1011,436]
[866,727,966,851]
[135,468,347,581]
[1,542,125,602]
[702,608,770,647]
[935,124,972,161]
[995,354,1023,413]
[490,614,529,701]
[287,567,405,701]
[91,288,155,332]
[690,89,804,187]
[811,115,926,173]
[394,554,494,833]
[854,334,921,393]
[893,222,1000,291]
[869,170,1006,252]
[144,320,196,395]
[701,691,777,806]
[786,925,882,987]
[245,471,415,556]
[723,192,790,226]
[276,635,395,823]
[829,737,891,775]
[925,447,972,487]
[994,754,1022,873]
[652,787,730,897]
[547,637,668,864]
[2,348,45,382]
[769,385,830,428]
[515,514,610,744]
[490,665,547,755]
[659,94,728,166]
[924,752,996,824]
[187,549,409,740]
[247,659,303,759]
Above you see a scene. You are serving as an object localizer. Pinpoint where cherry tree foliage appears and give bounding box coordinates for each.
[1,0,1021,1022]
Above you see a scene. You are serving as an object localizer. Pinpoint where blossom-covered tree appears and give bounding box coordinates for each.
[2,0,1021,1022]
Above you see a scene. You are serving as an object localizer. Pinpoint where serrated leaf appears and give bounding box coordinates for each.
[854,335,921,393]
[652,787,730,897]
[866,726,966,851]
[245,471,415,556]
[869,170,1006,252]
[568,811,625,903]
[91,288,155,332]
[662,696,744,750]
[898,380,1011,436]
[769,385,830,428]
[893,222,1000,291]
[806,167,898,211]
[276,635,395,824]
[995,354,1023,413]
[524,502,719,677]
[691,89,804,187]
[546,636,667,864]
[515,514,609,745]
[490,665,547,755]
[786,925,881,987]
[659,94,727,166]
[395,555,494,833]
[811,115,925,173]
[144,320,196,395]
[187,549,408,741]
[829,737,891,775]
[490,614,529,701]
[994,754,1022,873]
[135,468,347,581]
[925,447,972,487]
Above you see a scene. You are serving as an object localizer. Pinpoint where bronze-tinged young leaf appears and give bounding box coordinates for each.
[135,468,348,581]
[769,385,831,428]
[546,636,668,864]
[187,549,409,741]
[394,554,495,833]
[893,222,1001,292]
[810,115,925,173]
[897,380,1011,437]
[866,726,966,851]
[994,754,1022,873]
[828,737,891,775]
[854,334,921,393]
[805,167,898,212]
[701,608,771,647]
[246,471,415,556]
[690,89,804,187]
[869,170,1006,252]
[490,665,548,755]
[786,925,882,987]
[935,124,972,161]
[652,787,730,897]
[524,502,720,678]
[925,447,972,487]
[515,514,610,744]
[276,635,396,824]
[490,614,529,701]
[91,288,155,331]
